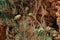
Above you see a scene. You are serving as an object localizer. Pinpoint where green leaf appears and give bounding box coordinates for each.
[28,13,34,17]
[14,15,21,20]
[35,27,44,35]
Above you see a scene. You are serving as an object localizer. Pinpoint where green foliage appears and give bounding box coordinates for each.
[0,0,8,8]
[1,12,13,20]
[41,36,52,40]
[49,29,54,36]
[14,15,21,20]
[11,19,18,27]
[28,13,34,17]
[35,27,44,35]
[1,12,9,18]
[1,12,10,23]
[15,33,22,40]
[0,0,9,10]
